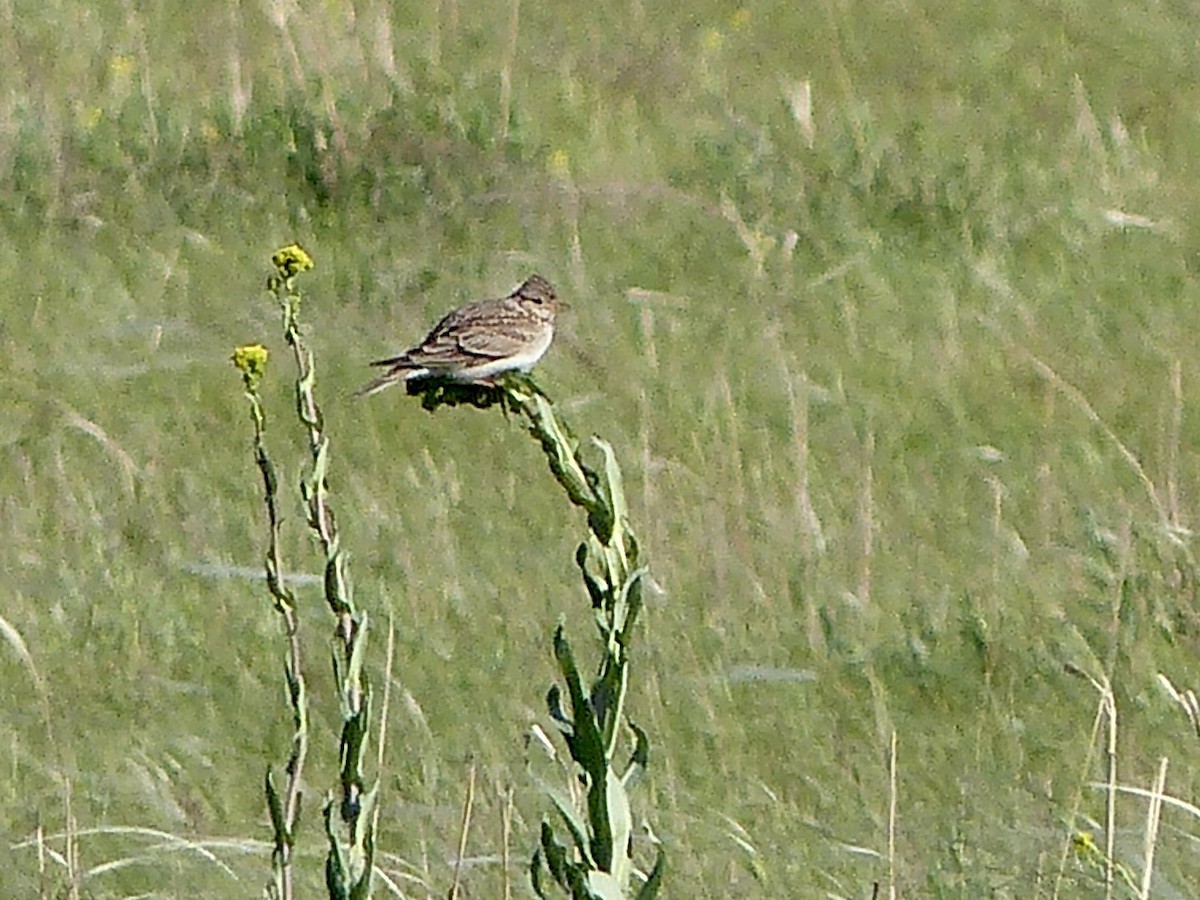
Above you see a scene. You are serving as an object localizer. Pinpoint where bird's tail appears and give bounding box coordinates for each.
[355,371,402,398]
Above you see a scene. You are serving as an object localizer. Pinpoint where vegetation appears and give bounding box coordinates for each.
[4,1,1200,896]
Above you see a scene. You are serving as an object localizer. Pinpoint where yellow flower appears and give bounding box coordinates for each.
[547,149,571,180]
[271,244,314,279]
[80,106,103,132]
[701,28,724,51]
[730,9,750,30]
[109,55,136,77]
[232,344,270,382]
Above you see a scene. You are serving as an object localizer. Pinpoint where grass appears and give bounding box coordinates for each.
[4,0,1200,896]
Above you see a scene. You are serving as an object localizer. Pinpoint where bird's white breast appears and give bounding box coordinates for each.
[454,325,554,380]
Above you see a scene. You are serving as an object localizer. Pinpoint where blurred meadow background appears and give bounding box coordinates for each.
[4,0,1200,896]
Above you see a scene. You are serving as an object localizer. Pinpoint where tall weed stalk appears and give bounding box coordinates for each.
[232,245,376,900]
[416,376,666,899]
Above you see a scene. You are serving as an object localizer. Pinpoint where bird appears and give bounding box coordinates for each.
[356,274,560,397]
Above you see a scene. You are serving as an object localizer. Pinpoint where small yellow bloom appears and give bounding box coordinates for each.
[232,344,270,382]
[1072,831,1097,855]
[701,28,724,51]
[547,149,571,180]
[81,106,103,132]
[730,9,750,30]
[271,244,314,279]
[109,55,136,77]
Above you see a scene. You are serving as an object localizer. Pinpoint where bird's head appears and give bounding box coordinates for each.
[514,274,561,313]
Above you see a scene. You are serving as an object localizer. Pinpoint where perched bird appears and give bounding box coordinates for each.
[356,274,559,397]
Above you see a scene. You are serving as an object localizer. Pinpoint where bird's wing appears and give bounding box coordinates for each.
[383,323,532,367]
[454,321,540,359]
[371,303,534,369]
[368,303,479,368]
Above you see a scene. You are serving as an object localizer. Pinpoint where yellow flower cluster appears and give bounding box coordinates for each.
[271,244,315,279]
[231,344,270,382]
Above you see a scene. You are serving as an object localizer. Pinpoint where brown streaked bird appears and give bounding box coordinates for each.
[356,274,560,397]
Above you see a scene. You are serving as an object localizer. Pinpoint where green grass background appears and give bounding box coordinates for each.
[3,0,1200,896]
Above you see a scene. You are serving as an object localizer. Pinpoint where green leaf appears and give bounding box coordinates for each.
[593,438,628,545]
[634,846,666,900]
[530,848,551,899]
[553,627,606,773]
[265,767,288,848]
[343,611,370,695]
[622,722,650,789]
[584,870,625,900]
[540,820,573,888]
[586,768,615,874]
[323,797,351,900]
[354,781,379,841]
[624,529,640,573]
[613,568,647,639]
[545,783,593,862]
[546,683,572,734]
[576,543,606,609]
[531,394,598,512]
[339,683,372,809]
[605,769,633,882]
[348,812,375,900]
[592,655,628,759]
